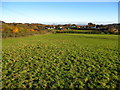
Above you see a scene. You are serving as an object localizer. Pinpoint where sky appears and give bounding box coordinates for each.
[1,2,118,25]
[1,0,119,2]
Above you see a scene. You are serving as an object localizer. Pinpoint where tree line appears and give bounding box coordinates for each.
[0,21,119,38]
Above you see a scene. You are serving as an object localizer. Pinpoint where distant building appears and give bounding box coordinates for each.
[55,26,63,30]
[45,27,55,29]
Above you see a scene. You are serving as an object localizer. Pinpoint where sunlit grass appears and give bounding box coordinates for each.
[2,33,119,88]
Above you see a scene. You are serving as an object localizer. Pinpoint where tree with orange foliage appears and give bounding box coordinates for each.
[13,27,19,33]
[30,29,35,31]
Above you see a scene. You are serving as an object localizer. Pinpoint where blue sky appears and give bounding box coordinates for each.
[1,2,118,24]
[1,0,119,2]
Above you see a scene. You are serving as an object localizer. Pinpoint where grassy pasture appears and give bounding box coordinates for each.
[2,33,119,88]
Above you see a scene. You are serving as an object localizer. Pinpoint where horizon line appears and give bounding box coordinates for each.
[1,20,118,25]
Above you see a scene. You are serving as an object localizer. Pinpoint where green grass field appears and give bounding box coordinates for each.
[2,33,119,88]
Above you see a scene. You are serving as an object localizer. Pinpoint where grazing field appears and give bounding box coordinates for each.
[2,33,119,88]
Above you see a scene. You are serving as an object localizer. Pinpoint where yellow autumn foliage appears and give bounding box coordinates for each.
[13,27,19,33]
[0,28,3,32]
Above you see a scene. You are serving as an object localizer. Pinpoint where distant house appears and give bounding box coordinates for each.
[56,26,63,30]
[91,26,96,29]
[66,27,70,29]
[45,27,55,29]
